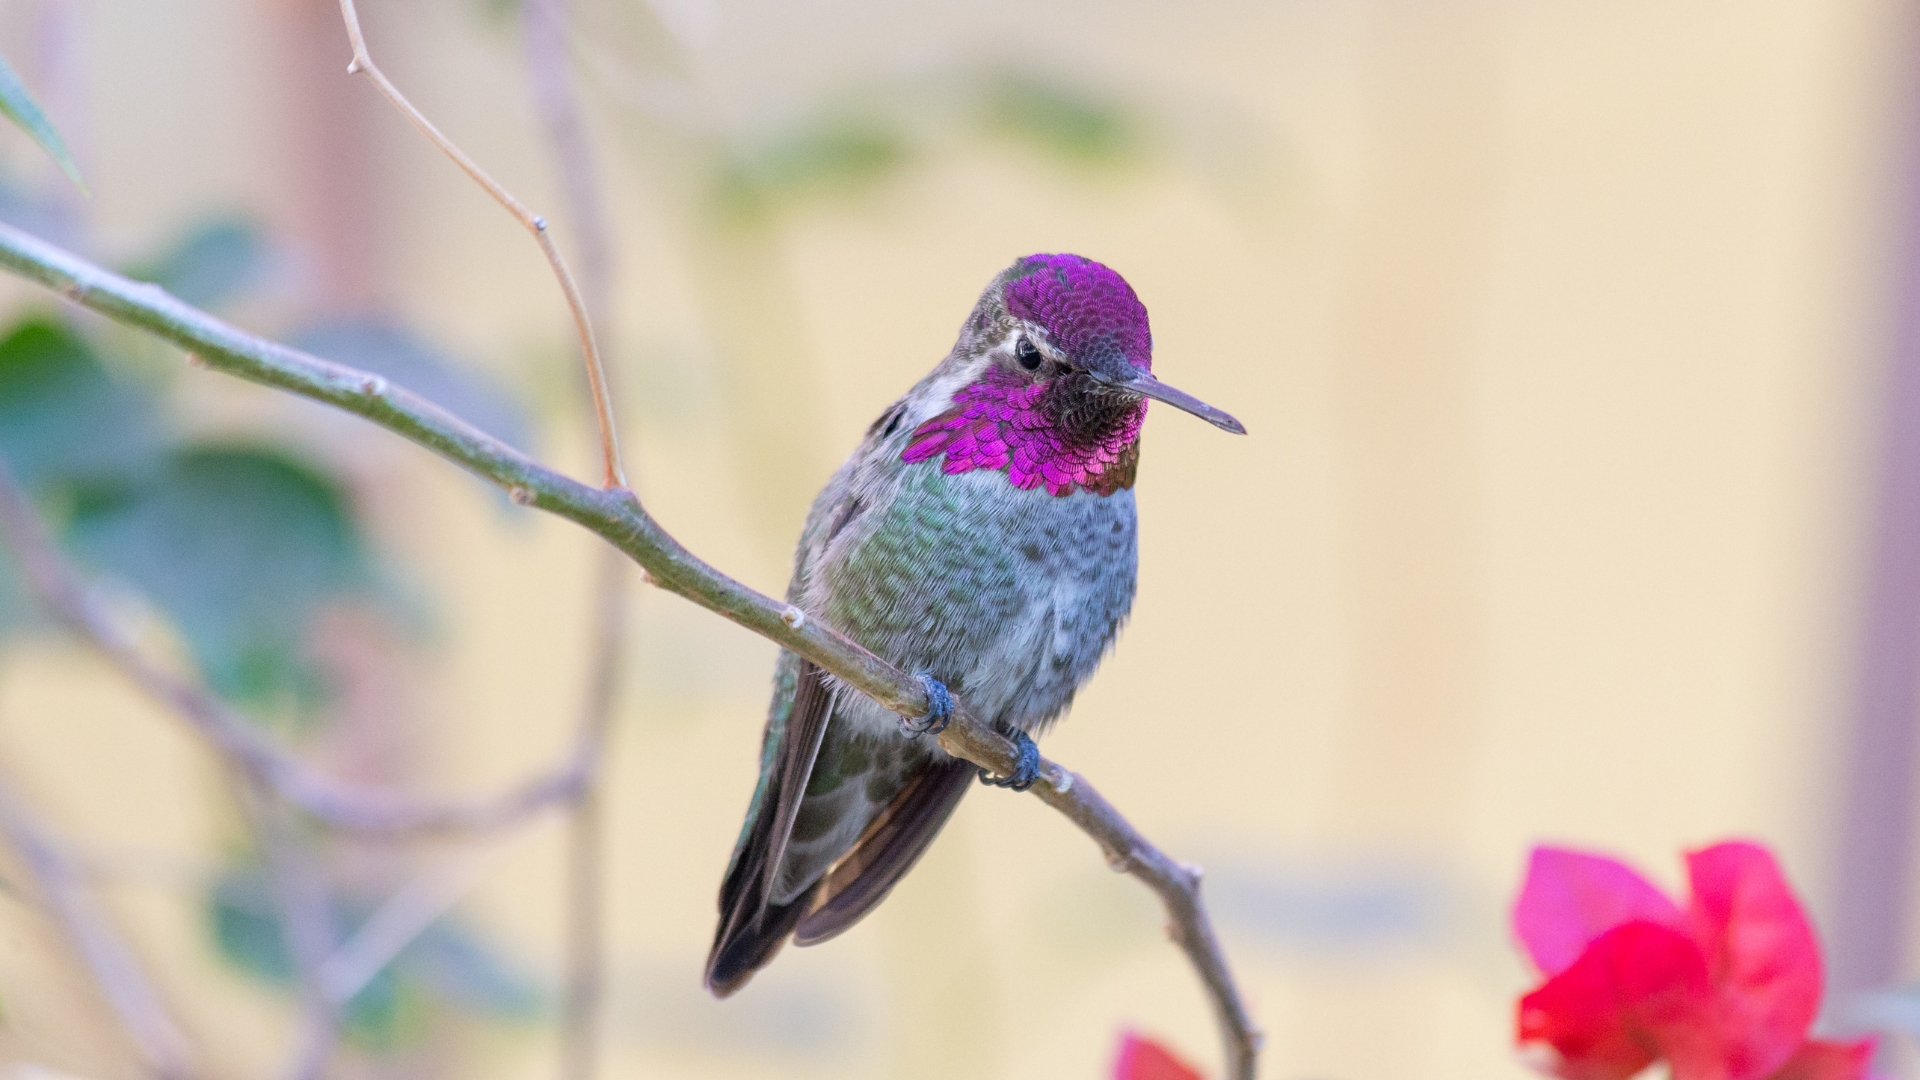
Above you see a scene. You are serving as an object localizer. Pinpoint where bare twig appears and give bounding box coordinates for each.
[333,0,625,490]
[0,769,196,1080]
[520,1,624,1075]
[0,463,596,840]
[0,222,1263,1080]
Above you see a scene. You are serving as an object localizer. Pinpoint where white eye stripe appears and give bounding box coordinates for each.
[1004,325,1057,362]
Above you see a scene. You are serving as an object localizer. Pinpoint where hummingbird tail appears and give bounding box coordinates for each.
[705,884,817,998]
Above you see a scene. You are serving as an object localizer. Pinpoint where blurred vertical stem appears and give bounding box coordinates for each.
[522,0,627,1076]
[1831,12,1920,1015]
[243,785,343,1080]
[558,553,624,1080]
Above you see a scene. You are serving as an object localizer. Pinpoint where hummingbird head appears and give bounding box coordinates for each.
[999,253,1246,436]
[901,253,1244,497]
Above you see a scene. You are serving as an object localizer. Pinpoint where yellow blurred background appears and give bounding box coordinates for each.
[0,0,1907,1077]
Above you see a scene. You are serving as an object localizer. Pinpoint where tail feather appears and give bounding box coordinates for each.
[705,884,817,997]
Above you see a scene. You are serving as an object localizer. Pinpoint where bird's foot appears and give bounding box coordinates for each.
[897,673,953,737]
[979,728,1041,792]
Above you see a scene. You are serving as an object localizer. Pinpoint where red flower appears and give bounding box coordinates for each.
[1114,1030,1205,1080]
[1513,842,1876,1080]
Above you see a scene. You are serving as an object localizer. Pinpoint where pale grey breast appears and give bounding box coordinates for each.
[797,441,1139,742]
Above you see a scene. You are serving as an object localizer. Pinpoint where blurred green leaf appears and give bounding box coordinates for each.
[0,50,82,192]
[976,71,1139,167]
[207,874,423,1050]
[0,550,29,640]
[710,119,912,225]
[65,446,368,710]
[209,875,296,984]
[209,871,534,1055]
[0,317,160,489]
[407,919,542,1016]
[125,216,269,311]
[290,319,529,452]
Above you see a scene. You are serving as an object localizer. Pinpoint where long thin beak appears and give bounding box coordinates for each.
[1099,367,1247,434]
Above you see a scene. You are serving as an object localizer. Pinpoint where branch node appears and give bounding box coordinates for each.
[1046,766,1074,794]
[781,605,806,630]
[508,485,536,506]
[345,59,362,75]
[532,215,549,232]
[361,375,387,398]
[184,352,207,369]
[1104,846,1136,873]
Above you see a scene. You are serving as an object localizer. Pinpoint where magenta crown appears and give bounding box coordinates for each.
[1003,253,1153,372]
[901,253,1150,498]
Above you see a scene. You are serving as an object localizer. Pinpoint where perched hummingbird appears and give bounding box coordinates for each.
[706,253,1244,996]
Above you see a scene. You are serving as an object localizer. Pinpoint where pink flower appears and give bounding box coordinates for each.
[1114,1030,1205,1080]
[1513,842,1876,1080]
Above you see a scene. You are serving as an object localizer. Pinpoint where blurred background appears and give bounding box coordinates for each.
[0,0,1909,1077]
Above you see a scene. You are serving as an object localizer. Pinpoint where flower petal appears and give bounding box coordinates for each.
[1516,846,1687,976]
[1762,1039,1877,1080]
[1518,920,1717,1080]
[1114,1031,1205,1080]
[1685,843,1823,1080]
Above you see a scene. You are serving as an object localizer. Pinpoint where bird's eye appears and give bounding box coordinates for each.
[1015,336,1042,371]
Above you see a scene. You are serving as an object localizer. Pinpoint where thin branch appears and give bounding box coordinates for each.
[332,0,625,490]
[0,462,595,840]
[0,222,1263,1080]
[0,768,197,1080]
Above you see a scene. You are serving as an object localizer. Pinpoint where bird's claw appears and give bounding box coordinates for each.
[897,673,953,736]
[979,728,1041,792]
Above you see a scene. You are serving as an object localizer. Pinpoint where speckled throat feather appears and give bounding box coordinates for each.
[900,368,1144,497]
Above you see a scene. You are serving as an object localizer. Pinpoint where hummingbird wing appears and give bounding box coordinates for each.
[706,648,971,990]
[705,654,835,997]
[792,754,972,945]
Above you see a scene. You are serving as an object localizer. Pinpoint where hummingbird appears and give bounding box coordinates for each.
[706,253,1245,996]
